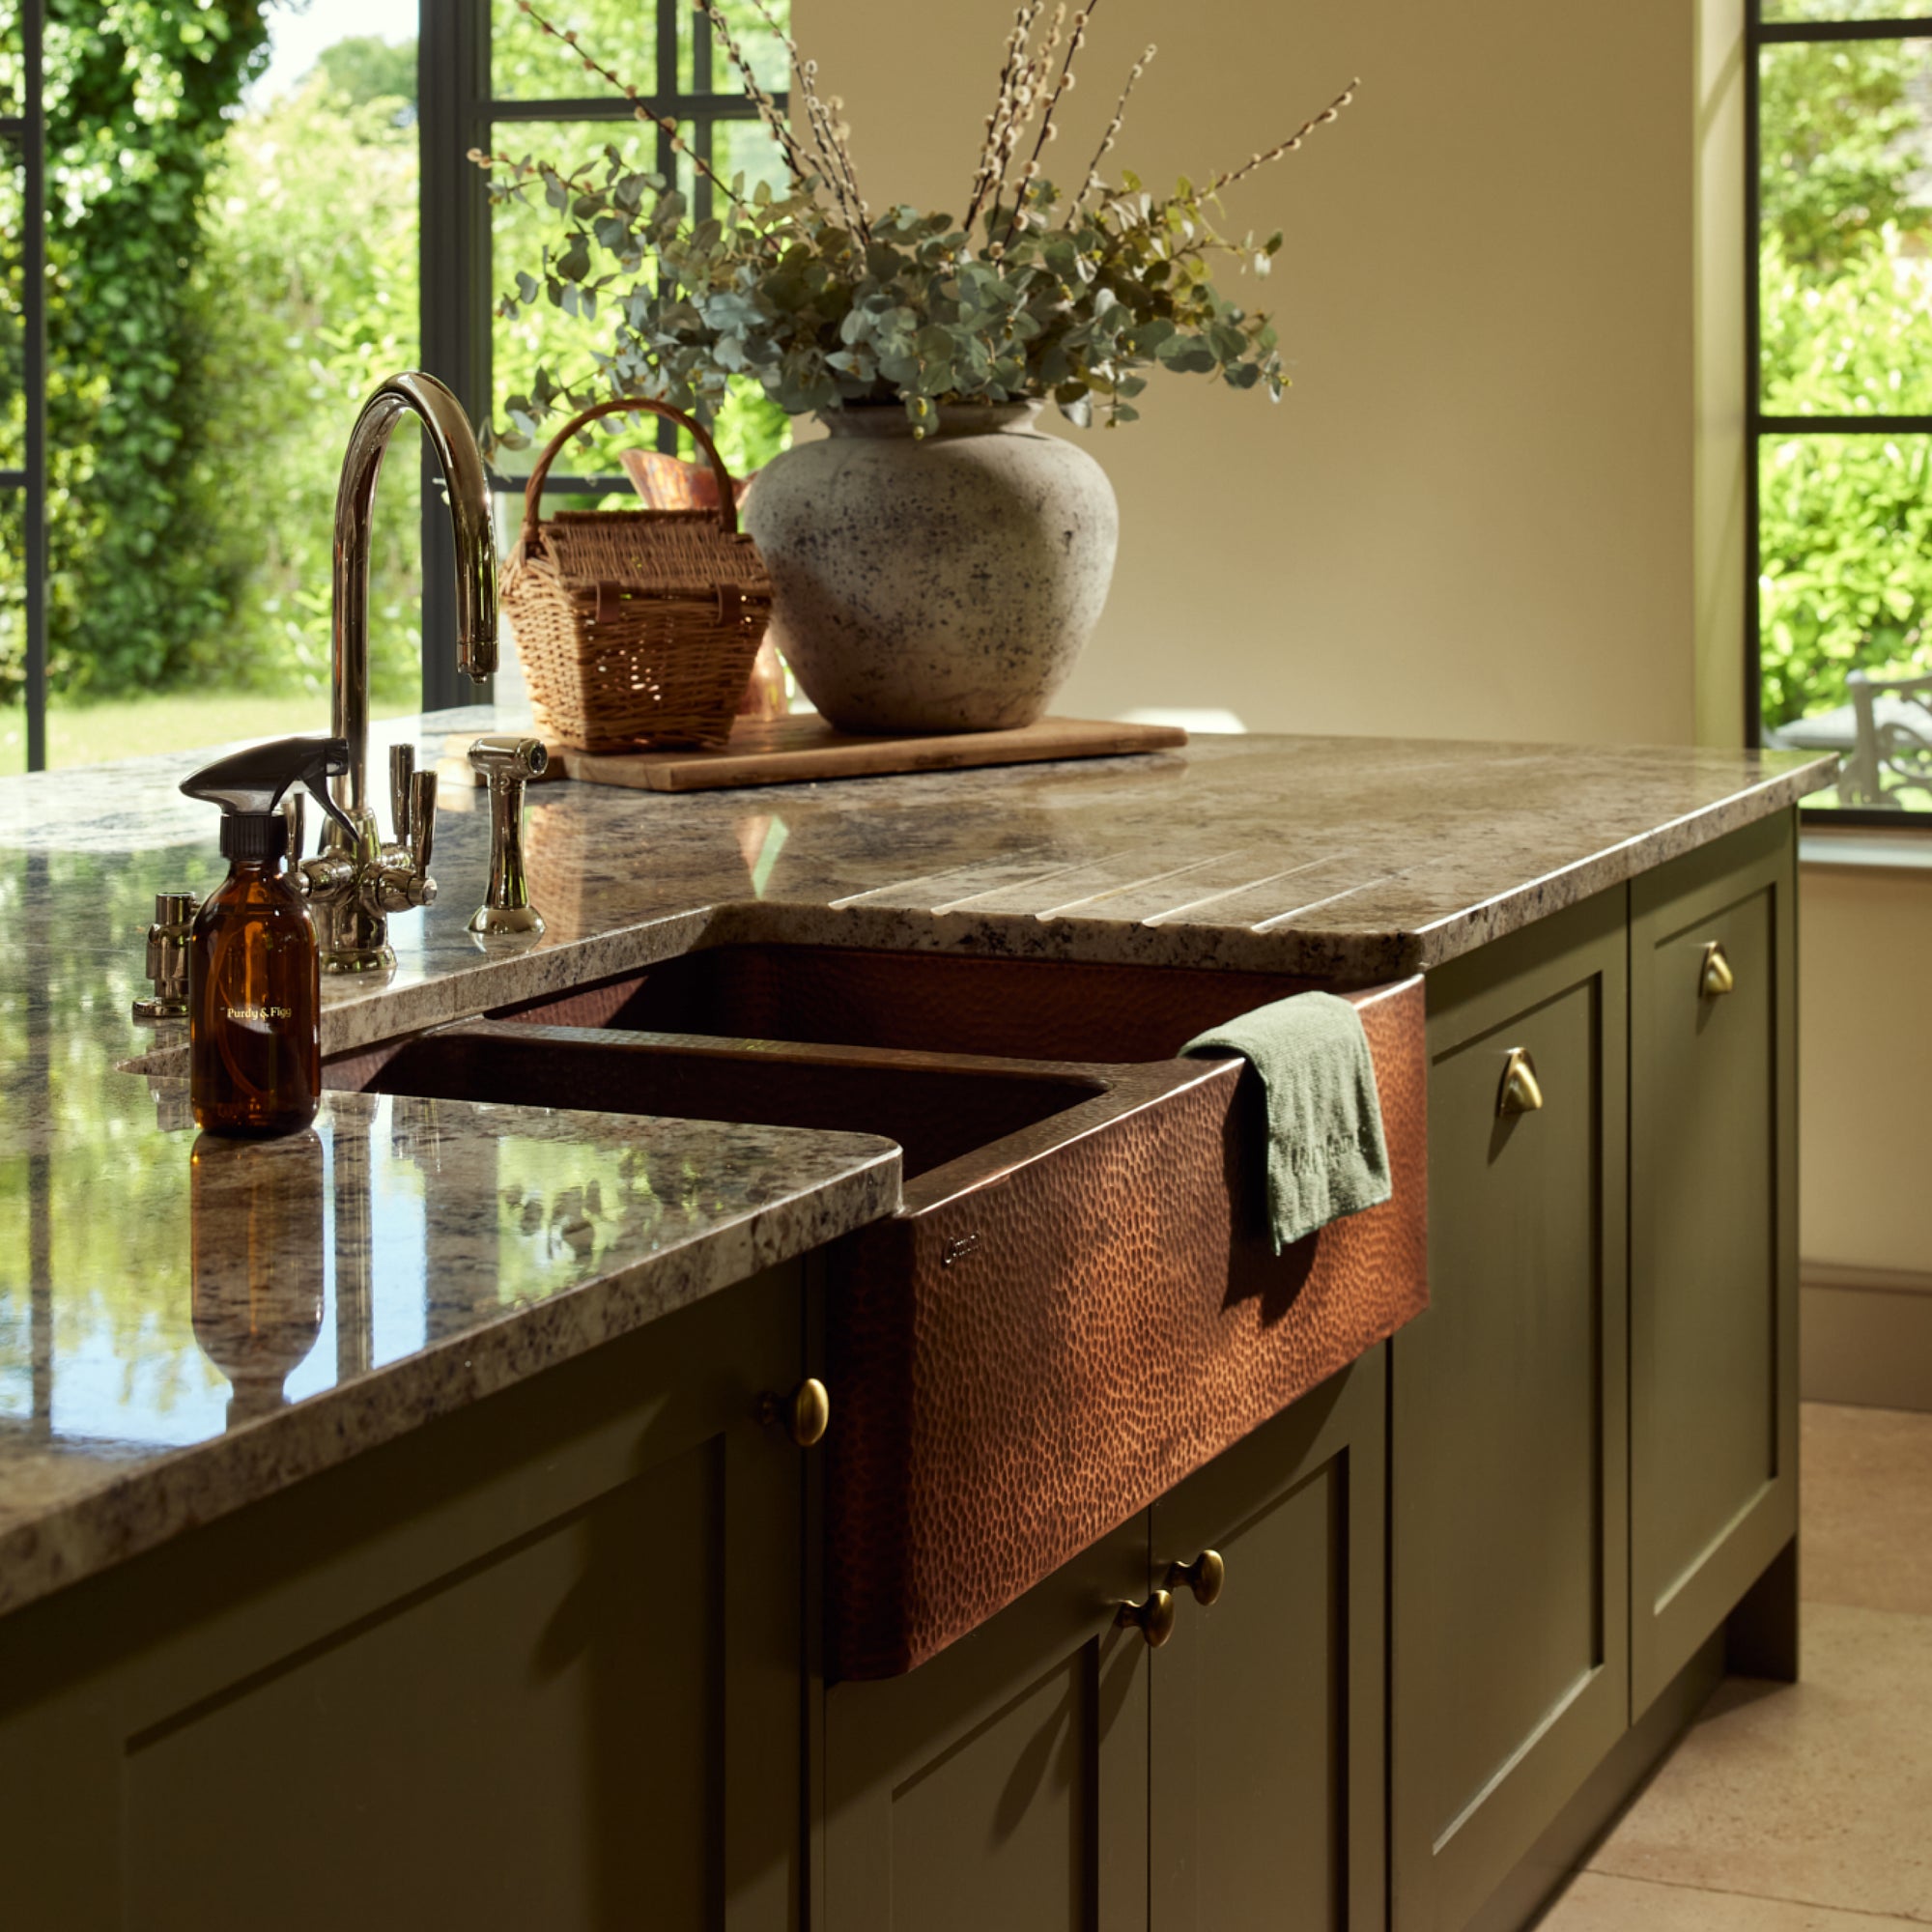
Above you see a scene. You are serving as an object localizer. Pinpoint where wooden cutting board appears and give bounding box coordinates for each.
[441,714,1187,793]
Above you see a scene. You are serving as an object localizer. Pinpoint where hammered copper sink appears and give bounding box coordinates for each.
[333,946,1428,1679]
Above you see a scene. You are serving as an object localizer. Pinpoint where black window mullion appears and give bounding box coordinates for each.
[21,0,44,773]
[1759,16,1932,43]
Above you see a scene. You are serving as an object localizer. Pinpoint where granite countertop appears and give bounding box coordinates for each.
[0,710,1835,1620]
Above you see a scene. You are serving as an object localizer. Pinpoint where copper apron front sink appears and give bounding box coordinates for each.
[346,949,1429,1679]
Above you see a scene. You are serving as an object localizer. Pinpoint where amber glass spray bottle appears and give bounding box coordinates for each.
[180,736,356,1138]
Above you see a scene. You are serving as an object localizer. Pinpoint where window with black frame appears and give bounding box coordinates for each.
[481,1,790,517]
[1752,2,1932,816]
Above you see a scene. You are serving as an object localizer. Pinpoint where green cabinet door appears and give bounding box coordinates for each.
[816,1517,1151,1932]
[1629,814,1799,1714]
[1149,1352,1387,1932]
[0,1264,810,1932]
[1394,890,1631,1932]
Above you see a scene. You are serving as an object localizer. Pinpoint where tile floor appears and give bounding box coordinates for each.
[1539,1402,1932,1928]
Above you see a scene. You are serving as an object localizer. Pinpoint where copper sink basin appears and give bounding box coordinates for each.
[337,947,1428,1678]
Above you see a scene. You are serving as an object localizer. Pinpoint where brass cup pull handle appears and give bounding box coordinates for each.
[1497,1046,1545,1118]
[1115,1588,1178,1648]
[1700,941,1735,999]
[758,1378,830,1449]
[1167,1548,1226,1607]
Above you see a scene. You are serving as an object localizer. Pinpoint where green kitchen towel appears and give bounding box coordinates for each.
[1182,992,1391,1254]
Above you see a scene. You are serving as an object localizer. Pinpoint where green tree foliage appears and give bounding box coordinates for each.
[487,0,792,483]
[195,58,424,703]
[25,2,271,702]
[1757,40,1932,730]
[311,34,416,114]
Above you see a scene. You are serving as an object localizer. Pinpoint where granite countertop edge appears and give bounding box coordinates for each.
[0,1143,900,1625]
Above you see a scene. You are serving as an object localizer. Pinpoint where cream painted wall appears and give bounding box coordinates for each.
[1801,866,1932,1273]
[799,0,1742,744]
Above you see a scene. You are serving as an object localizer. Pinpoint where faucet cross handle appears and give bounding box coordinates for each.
[390,743,416,849]
[374,762,438,915]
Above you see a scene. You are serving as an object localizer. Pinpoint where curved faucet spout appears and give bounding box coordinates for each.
[331,370,498,819]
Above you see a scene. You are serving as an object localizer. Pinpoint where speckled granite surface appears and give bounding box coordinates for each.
[0,709,1833,1618]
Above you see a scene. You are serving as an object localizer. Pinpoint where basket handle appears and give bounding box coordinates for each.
[519,397,741,548]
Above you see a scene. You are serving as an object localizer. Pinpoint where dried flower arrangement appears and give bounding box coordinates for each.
[476,0,1356,440]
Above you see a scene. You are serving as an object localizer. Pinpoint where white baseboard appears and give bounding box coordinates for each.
[1801,1263,1932,1413]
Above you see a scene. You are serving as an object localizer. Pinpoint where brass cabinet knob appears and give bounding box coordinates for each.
[1700,941,1735,999]
[1115,1588,1178,1648]
[758,1378,830,1448]
[1167,1548,1226,1606]
[1497,1046,1544,1118]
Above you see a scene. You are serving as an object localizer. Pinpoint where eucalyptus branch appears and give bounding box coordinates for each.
[1209,79,1360,192]
[511,0,756,216]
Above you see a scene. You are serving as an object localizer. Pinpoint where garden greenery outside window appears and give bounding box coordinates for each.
[1753,3,1932,816]
[0,0,788,774]
[482,0,792,695]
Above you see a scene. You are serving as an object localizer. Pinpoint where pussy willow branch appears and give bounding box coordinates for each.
[1072,42,1153,212]
[964,2,1043,235]
[1000,0,1094,247]
[511,0,755,215]
[736,0,871,241]
[1209,78,1359,191]
[800,61,869,238]
[987,8,1065,233]
[696,0,817,203]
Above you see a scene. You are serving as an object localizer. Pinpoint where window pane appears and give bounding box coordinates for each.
[1758,38,1932,412]
[0,10,21,119]
[492,0,658,100]
[489,118,668,481]
[711,0,790,95]
[712,112,792,201]
[1762,2,1931,22]
[0,156,23,471]
[1759,432,1932,808]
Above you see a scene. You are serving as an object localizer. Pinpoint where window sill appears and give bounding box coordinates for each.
[1799,826,1932,876]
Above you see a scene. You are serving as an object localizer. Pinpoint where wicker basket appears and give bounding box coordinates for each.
[499,398,773,753]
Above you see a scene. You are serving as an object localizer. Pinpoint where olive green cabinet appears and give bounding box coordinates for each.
[1150,1350,1387,1932]
[814,1355,1386,1932]
[1394,889,1631,1932]
[1394,814,1799,1932]
[1629,815,1798,1713]
[0,1264,810,1932]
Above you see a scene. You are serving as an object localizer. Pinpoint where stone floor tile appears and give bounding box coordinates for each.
[1803,1403,1932,1617]
[1585,1603,1932,1922]
[1541,1870,1928,1930]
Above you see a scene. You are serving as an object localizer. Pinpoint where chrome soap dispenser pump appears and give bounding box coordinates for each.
[179,735,357,1140]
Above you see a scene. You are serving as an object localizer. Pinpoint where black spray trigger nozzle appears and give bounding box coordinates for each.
[181,735,359,845]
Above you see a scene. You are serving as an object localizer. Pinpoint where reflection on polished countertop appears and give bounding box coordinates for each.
[0,708,1835,1620]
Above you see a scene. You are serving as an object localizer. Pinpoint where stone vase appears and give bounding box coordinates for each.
[743,401,1119,734]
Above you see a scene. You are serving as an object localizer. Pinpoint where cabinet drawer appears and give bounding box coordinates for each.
[1629,812,1798,1713]
[1394,890,1630,1932]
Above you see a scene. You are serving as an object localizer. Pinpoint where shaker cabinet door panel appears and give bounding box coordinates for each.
[1629,813,1798,1715]
[1394,892,1630,1932]
[1149,1351,1386,1932]
[0,1264,809,1932]
[817,1517,1151,1932]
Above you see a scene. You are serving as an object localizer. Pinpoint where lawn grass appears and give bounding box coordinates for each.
[0,693,416,778]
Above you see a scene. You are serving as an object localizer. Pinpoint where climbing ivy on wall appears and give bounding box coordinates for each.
[14,2,270,701]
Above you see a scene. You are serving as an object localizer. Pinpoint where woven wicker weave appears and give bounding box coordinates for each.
[499,398,773,753]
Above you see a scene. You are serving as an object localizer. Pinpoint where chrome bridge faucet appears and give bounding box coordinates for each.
[300,371,499,973]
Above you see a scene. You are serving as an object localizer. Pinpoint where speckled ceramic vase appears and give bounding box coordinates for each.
[743,401,1118,734]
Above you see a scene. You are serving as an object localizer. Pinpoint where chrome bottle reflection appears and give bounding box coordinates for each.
[189,1131,326,1428]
